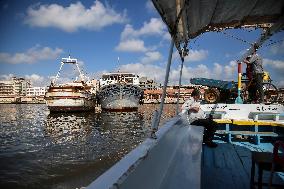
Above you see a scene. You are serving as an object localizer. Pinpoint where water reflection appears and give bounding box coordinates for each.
[0,104,153,189]
[99,111,147,136]
[45,113,93,144]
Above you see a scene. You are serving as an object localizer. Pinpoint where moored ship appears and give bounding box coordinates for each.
[97,72,143,111]
[45,56,96,112]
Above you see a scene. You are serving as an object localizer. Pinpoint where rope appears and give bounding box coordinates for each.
[220,31,252,45]
[263,39,284,47]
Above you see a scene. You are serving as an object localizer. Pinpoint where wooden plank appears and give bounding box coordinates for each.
[202,143,250,189]
[228,144,250,188]
[202,145,214,168]
[213,145,226,168]
[202,144,236,189]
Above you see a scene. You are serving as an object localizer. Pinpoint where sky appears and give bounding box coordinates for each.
[0,0,284,87]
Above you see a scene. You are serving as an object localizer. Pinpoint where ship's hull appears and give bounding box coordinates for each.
[97,84,143,111]
[45,98,95,112]
[45,86,96,112]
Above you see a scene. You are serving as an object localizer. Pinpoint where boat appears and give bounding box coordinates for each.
[86,0,284,188]
[96,72,143,111]
[45,56,96,112]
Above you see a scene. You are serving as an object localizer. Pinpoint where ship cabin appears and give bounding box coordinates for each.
[99,73,140,87]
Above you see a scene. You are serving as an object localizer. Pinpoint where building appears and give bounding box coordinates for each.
[13,77,30,96]
[0,77,31,96]
[27,87,47,97]
[139,77,161,90]
[0,80,14,96]
[143,86,207,104]
[86,79,100,94]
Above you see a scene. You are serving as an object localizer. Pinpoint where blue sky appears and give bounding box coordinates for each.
[0,0,283,87]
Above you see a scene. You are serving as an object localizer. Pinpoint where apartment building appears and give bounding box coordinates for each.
[0,77,30,96]
[139,77,161,90]
[27,87,47,96]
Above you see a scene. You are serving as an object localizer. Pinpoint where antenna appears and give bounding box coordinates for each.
[117,57,120,72]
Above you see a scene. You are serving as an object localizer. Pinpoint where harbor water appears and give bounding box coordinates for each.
[0,104,177,189]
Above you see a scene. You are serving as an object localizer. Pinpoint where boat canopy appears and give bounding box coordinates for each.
[152,0,284,53]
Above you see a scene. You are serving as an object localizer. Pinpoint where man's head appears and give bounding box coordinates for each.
[191,89,201,100]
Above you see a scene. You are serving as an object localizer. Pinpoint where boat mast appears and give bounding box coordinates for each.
[52,61,64,84]
[52,55,85,84]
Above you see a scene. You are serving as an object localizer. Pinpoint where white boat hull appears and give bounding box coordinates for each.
[45,86,96,112]
[200,103,284,120]
[45,98,95,112]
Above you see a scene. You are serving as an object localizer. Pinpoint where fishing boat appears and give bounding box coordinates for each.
[97,72,143,111]
[45,56,96,112]
[86,0,284,188]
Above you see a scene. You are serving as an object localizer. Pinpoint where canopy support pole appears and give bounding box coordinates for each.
[176,57,185,114]
[151,38,174,138]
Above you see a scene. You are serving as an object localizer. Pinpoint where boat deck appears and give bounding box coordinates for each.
[202,142,284,189]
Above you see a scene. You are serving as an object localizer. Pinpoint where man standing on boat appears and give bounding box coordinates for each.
[243,44,264,103]
[181,89,218,148]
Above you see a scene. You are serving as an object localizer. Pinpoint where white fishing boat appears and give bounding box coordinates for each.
[86,0,284,189]
[97,72,143,111]
[45,56,96,112]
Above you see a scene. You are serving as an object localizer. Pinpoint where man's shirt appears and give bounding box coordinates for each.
[181,97,205,123]
[248,53,264,74]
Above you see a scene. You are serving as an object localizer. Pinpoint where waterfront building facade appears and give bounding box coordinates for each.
[27,87,47,97]
[86,79,100,94]
[0,80,14,96]
[0,77,31,96]
[139,77,161,90]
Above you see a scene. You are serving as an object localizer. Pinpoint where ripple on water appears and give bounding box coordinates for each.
[0,104,181,188]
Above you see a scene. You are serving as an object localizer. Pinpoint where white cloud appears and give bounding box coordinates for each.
[185,50,209,62]
[24,1,127,32]
[263,58,284,87]
[25,74,47,86]
[0,73,50,87]
[49,75,73,85]
[119,63,165,82]
[116,17,168,53]
[117,60,237,85]
[121,18,166,40]
[269,40,284,55]
[173,49,209,62]
[163,33,171,41]
[115,39,147,52]
[141,51,162,64]
[0,45,63,64]
[0,74,15,80]
[224,60,237,80]
[263,58,284,70]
